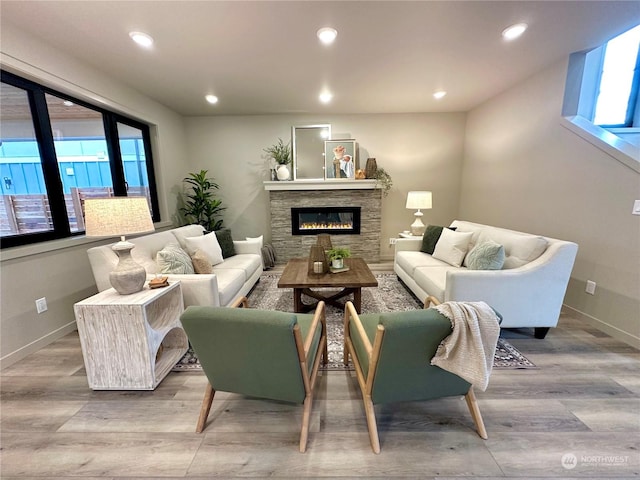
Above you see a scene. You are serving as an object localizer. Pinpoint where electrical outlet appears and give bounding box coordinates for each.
[389,237,398,246]
[585,281,596,295]
[35,297,48,313]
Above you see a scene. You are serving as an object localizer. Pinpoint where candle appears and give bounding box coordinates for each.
[313,261,323,273]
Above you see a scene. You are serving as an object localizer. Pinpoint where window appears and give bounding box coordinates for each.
[593,25,640,127]
[0,71,160,248]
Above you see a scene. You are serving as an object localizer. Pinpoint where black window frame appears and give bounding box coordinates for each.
[0,70,160,249]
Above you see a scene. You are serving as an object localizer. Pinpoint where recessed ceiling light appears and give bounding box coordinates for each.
[63,100,74,107]
[205,95,219,104]
[433,90,447,99]
[319,92,333,104]
[129,31,154,48]
[502,23,528,41]
[317,27,338,45]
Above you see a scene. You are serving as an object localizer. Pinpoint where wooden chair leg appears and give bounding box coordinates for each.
[363,395,381,454]
[196,382,215,433]
[464,387,488,439]
[299,394,313,453]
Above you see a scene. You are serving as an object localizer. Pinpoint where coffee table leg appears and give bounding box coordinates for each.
[293,288,304,313]
[353,288,362,313]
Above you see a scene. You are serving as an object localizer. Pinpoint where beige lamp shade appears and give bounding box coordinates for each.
[405,191,433,210]
[405,191,432,236]
[84,197,155,295]
[85,197,154,238]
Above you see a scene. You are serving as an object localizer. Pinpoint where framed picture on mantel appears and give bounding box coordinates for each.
[324,140,357,180]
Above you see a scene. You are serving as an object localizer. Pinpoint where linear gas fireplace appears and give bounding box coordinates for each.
[291,206,361,235]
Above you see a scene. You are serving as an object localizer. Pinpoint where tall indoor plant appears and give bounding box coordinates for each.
[181,170,225,232]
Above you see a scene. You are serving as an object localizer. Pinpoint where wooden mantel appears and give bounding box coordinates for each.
[263,180,378,191]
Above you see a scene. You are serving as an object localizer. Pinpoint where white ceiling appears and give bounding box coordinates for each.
[2,1,639,116]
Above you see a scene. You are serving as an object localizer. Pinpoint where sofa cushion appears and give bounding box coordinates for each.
[129,230,179,274]
[477,229,548,269]
[432,229,473,267]
[211,268,247,306]
[466,240,505,270]
[396,251,451,276]
[215,228,236,259]
[213,253,262,282]
[413,266,453,301]
[171,224,206,249]
[184,231,224,266]
[156,243,195,274]
[191,249,214,274]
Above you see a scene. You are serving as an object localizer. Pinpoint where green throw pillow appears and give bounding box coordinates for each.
[420,225,456,255]
[466,239,505,270]
[215,228,236,259]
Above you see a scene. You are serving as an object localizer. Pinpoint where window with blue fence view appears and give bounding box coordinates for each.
[1,71,158,246]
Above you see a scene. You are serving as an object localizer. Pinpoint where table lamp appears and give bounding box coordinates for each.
[405,191,432,236]
[84,197,155,295]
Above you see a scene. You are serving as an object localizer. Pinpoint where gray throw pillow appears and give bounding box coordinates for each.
[466,240,505,270]
[215,228,236,259]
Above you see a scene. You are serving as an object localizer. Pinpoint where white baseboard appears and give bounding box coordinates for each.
[563,305,640,349]
[0,321,78,370]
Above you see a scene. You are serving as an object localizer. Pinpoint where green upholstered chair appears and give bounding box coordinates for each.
[180,296,327,453]
[343,296,491,454]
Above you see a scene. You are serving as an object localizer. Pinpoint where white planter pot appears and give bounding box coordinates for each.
[276,165,290,181]
[331,258,344,269]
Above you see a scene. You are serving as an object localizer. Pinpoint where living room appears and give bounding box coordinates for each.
[1,1,639,477]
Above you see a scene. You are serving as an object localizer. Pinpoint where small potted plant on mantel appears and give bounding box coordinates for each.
[326,247,351,270]
[264,138,292,181]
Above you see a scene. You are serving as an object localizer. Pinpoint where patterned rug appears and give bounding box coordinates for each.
[173,273,536,371]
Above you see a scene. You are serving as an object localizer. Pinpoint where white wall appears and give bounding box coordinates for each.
[184,113,467,258]
[461,59,640,347]
[0,23,189,367]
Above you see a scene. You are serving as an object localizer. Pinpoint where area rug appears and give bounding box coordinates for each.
[173,273,536,371]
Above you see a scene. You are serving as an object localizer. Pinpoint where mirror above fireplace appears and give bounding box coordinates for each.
[291,124,331,180]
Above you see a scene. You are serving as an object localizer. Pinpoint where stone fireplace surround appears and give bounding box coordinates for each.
[266,181,381,263]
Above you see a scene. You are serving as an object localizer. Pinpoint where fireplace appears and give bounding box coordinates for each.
[291,206,361,235]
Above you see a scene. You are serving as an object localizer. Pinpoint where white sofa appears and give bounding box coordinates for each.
[394,220,578,338]
[87,224,263,307]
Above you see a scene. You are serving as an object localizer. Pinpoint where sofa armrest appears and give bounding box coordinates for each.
[445,241,578,328]
[148,273,220,308]
[233,239,262,256]
[394,238,422,253]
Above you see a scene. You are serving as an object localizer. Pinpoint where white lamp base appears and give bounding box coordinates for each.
[110,240,147,295]
[410,211,426,236]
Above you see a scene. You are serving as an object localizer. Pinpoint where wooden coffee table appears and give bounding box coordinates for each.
[278,257,378,313]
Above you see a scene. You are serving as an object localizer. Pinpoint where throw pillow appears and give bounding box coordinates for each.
[420,225,457,255]
[432,229,473,267]
[156,243,194,274]
[466,239,506,270]
[190,249,213,274]
[215,228,236,259]
[184,231,224,266]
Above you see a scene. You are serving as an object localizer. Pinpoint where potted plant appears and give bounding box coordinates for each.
[264,138,292,180]
[181,170,225,232]
[373,167,393,197]
[326,247,351,269]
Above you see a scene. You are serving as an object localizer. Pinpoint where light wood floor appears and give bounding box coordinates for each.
[1,269,639,478]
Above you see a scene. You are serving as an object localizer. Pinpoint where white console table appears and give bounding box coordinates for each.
[74,281,187,390]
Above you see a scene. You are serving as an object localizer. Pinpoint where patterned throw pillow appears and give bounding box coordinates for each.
[466,240,506,270]
[156,243,194,274]
[190,249,213,274]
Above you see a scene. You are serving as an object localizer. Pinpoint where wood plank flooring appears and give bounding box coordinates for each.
[1,268,639,478]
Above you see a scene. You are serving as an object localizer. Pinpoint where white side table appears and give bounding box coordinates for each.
[74,281,187,390]
[399,232,423,239]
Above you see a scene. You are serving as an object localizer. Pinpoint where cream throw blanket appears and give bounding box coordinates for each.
[431,301,500,392]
